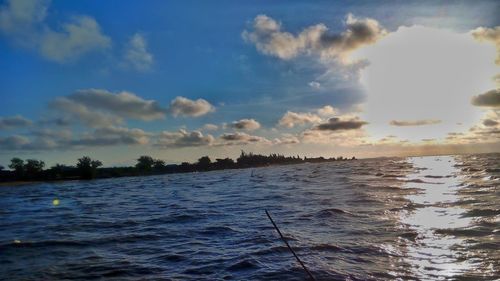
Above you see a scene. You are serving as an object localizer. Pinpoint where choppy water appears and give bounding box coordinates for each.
[0,154,499,280]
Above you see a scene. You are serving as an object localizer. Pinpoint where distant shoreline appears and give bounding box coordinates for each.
[0,152,356,186]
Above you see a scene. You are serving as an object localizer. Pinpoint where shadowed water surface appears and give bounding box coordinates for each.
[0,154,498,280]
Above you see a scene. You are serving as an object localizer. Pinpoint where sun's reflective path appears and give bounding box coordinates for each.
[400,156,474,280]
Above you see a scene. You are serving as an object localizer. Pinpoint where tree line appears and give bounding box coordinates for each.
[0,151,355,182]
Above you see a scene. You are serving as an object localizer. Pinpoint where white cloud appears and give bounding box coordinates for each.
[471,26,500,65]
[308,81,321,89]
[50,97,122,128]
[278,111,322,128]
[123,33,154,71]
[169,96,215,117]
[0,0,111,62]
[273,134,300,145]
[317,105,337,116]
[49,89,166,128]
[202,123,218,131]
[39,16,111,63]
[67,89,166,120]
[242,13,386,63]
[0,0,46,34]
[155,129,214,148]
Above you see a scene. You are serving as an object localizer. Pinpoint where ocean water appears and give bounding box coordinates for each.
[0,154,498,280]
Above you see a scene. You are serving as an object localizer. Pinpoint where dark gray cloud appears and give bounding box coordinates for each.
[0,126,149,151]
[471,89,500,107]
[483,119,499,127]
[169,96,215,117]
[228,118,261,131]
[155,129,214,148]
[0,134,58,151]
[0,115,32,129]
[389,119,441,127]
[314,117,367,131]
[219,132,271,145]
[0,135,30,149]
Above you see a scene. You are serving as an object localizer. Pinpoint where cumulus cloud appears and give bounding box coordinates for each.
[273,134,300,145]
[0,0,111,62]
[0,133,61,151]
[278,111,322,128]
[169,96,215,117]
[389,119,442,126]
[39,16,111,63]
[50,97,122,128]
[471,89,500,107]
[67,89,166,120]
[0,0,46,34]
[314,117,367,131]
[49,89,167,128]
[69,126,150,147]
[242,13,386,62]
[317,105,337,116]
[155,129,214,148]
[0,135,30,150]
[219,132,271,145]
[228,118,261,131]
[0,115,32,129]
[123,33,154,71]
[471,26,500,65]
[0,126,150,151]
[202,123,218,131]
[483,119,498,127]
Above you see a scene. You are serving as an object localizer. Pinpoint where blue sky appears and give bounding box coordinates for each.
[1,0,499,166]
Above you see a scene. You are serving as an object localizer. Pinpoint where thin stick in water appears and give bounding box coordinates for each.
[265,209,316,281]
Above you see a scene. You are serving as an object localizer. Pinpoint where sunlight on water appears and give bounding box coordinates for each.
[400,156,474,280]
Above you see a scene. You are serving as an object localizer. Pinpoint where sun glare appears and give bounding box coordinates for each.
[353,26,498,142]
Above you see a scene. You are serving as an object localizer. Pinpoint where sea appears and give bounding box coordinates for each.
[0,154,499,280]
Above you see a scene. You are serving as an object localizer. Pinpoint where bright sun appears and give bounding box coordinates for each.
[353,26,498,142]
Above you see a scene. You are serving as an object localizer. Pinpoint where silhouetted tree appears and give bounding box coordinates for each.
[77,156,102,179]
[136,155,155,172]
[9,158,25,179]
[214,158,235,169]
[197,156,211,171]
[153,159,165,170]
[48,164,70,179]
[24,159,45,179]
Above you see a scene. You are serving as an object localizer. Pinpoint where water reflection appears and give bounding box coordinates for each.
[400,156,473,280]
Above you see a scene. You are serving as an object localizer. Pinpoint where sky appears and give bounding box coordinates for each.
[0,0,499,167]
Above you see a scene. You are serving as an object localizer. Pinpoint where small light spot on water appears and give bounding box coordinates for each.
[14,239,21,244]
[53,199,60,206]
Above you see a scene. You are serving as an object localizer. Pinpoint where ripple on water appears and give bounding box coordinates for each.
[0,153,498,280]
